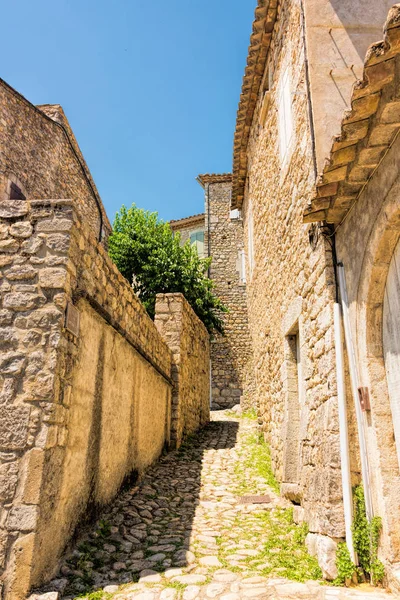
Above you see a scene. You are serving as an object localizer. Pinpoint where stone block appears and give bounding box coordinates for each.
[0,529,8,568]
[5,532,35,600]
[39,268,67,289]
[6,505,38,531]
[9,222,33,238]
[36,219,72,233]
[0,327,18,348]
[18,449,45,505]
[0,461,19,501]
[0,239,19,253]
[46,234,70,253]
[0,405,30,449]
[0,351,26,375]
[0,224,9,239]
[4,293,45,311]
[21,237,44,254]
[305,533,338,580]
[0,202,28,218]
[5,265,37,280]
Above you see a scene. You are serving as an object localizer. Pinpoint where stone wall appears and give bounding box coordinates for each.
[0,79,111,241]
[240,0,347,566]
[336,132,400,583]
[155,293,210,448]
[0,198,209,599]
[202,177,254,409]
[170,179,254,410]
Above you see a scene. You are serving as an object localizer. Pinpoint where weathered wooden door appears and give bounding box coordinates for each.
[383,236,400,469]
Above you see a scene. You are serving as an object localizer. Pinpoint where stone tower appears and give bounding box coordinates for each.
[197,174,254,409]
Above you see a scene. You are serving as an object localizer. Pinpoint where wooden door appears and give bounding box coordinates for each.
[383,236,400,469]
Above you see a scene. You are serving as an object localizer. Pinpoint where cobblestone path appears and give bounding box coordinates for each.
[43,411,391,600]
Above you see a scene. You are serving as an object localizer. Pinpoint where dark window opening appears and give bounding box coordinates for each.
[10,183,26,201]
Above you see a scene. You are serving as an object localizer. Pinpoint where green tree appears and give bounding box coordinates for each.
[108,204,227,334]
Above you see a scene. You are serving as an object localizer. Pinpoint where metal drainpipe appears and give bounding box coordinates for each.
[338,263,374,522]
[300,0,318,180]
[322,227,356,561]
[324,226,373,522]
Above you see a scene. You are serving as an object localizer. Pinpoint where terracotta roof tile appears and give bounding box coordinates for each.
[231,1,279,209]
[170,213,205,228]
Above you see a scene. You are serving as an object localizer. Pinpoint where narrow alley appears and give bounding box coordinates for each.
[40,412,391,600]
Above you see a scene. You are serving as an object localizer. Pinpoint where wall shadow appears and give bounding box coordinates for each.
[38,417,239,597]
[328,0,392,61]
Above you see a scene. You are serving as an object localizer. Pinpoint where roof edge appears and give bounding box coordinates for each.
[197,173,232,188]
[170,213,205,228]
[231,0,279,210]
[303,3,400,225]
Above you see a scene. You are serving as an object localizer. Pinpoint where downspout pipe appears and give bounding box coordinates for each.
[334,302,356,563]
[337,263,373,521]
[324,226,361,559]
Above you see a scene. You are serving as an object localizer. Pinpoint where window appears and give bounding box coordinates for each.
[247,204,254,278]
[283,328,303,484]
[259,66,273,127]
[278,68,293,165]
[190,230,205,257]
[238,249,246,284]
[229,209,241,220]
[10,182,26,200]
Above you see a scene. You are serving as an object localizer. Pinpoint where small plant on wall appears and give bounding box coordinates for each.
[108,204,227,334]
[335,485,385,586]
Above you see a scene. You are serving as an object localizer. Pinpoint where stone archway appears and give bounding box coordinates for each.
[357,192,400,564]
[383,237,400,471]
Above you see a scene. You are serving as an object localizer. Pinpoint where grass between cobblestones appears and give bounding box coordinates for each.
[71,410,324,600]
[234,430,280,495]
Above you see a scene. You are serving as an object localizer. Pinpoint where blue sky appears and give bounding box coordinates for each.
[1,1,254,223]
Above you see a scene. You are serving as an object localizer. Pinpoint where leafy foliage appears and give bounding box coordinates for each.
[353,485,385,583]
[334,542,356,585]
[108,204,227,334]
[370,517,385,584]
[333,485,385,586]
[353,484,371,574]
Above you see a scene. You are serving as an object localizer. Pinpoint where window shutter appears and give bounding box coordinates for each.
[247,205,254,277]
[10,183,26,200]
[239,249,246,284]
[278,68,293,164]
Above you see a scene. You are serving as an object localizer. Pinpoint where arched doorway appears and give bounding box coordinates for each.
[383,237,400,471]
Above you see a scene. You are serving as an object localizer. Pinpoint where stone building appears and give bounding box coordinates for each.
[227,0,400,587]
[170,174,254,409]
[0,79,111,242]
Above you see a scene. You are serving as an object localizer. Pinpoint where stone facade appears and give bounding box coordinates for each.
[239,0,345,549]
[170,175,254,410]
[0,196,211,599]
[305,7,400,589]
[228,0,396,581]
[0,79,111,242]
[155,293,210,449]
